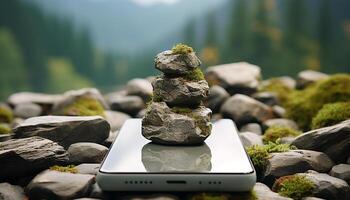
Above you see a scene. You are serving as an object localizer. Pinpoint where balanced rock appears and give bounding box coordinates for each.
[221,94,274,126]
[27,169,95,200]
[13,116,110,148]
[142,102,211,145]
[0,137,68,181]
[155,50,201,75]
[292,120,350,163]
[264,150,334,186]
[152,76,209,106]
[205,62,261,95]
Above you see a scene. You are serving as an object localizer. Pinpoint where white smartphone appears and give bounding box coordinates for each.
[96,119,256,191]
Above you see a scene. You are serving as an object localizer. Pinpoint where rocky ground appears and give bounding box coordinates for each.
[0,62,349,200]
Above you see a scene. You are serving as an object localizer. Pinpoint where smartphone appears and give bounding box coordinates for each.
[96,119,256,191]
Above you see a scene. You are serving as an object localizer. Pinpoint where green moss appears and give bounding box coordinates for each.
[171,107,192,114]
[247,145,270,172]
[0,124,11,135]
[50,165,78,173]
[286,74,350,130]
[171,43,193,54]
[183,67,205,81]
[190,191,257,200]
[263,126,301,144]
[0,106,13,123]
[311,102,350,129]
[150,92,162,102]
[62,96,105,117]
[272,175,315,200]
[260,79,293,106]
[264,140,297,153]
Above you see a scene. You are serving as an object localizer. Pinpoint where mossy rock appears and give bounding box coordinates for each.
[311,102,350,129]
[272,175,315,200]
[263,140,297,153]
[171,43,193,54]
[0,106,13,123]
[260,78,293,106]
[0,123,11,135]
[247,145,269,177]
[49,165,78,173]
[285,74,350,130]
[183,67,205,81]
[62,96,105,117]
[263,126,301,144]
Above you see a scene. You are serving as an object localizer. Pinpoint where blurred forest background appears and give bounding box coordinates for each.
[0,0,349,100]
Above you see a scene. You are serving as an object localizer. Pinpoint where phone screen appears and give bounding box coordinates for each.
[100,119,254,174]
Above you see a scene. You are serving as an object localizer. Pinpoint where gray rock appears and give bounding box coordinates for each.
[104,89,128,104]
[292,120,350,163]
[348,157,350,164]
[205,62,261,95]
[155,50,201,75]
[110,95,145,116]
[0,133,12,142]
[254,182,292,200]
[89,183,104,199]
[13,116,110,148]
[0,183,25,200]
[13,103,42,118]
[104,130,119,147]
[296,70,329,89]
[27,169,95,200]
[302,197,325,200]
[221,94,274,126]
[76,163,100,175]
[240,123,262,135]
[142,102,212,145]
[253,92,279,106]
[261,76,296,90]
[0,137,68,181]
[68,142,108,164]
[298,170,350,200]
[279,136,296,144]
[272,105,286,118]
[329,164,350,184]
[142,143,211,172]
[240,132,263,147]
[211,113,223,122]
[152,76,209,106]
[204,85,229,113]
[263,118,299,130]
[264,150,334,186]
[52,88,109,114]
[136,109,147,118]
[104,110,130,132]
[126,78,153,101]
[7,92,62,107]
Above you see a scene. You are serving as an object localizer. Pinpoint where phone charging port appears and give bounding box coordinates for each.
[166,180,187,184]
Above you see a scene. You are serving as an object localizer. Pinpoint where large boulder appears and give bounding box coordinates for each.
[68,142,108,164]
[126,78,153,101]
[264,150,334,186]
[298,170,350,200]
[13,116,110,148]
[205,62,261,95]
[109,95,145,116]
[296,70,329,89]
[0,183,26,200]
[152,76,209,106]
[292,120,350,163]
[155,50,201,75]
[204,85,230,113]
[142,102,212,145]
[221,94,274,126]
[0,137,68,181]
[27,169,95,200]
[254,182,292,200]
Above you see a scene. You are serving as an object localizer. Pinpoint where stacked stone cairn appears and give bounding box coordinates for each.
[142,44,212,145]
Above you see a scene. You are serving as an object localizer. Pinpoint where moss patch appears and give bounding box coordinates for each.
[183,67,205,81]
[50,165,78,173]
[0,124,11,135]
[263,126,301,144]
[272,175,315,200]
[264,140,297,153]
[260,78,293,106]
[171,43,193,54]
[0,106,13,123]
[62,96,105,117]
[285,74,350,130]
[312,102,350,129]
[247,145,270,173]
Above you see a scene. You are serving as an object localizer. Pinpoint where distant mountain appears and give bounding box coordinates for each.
[28,0,227,53]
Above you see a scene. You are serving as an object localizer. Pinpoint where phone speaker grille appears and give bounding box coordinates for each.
[124,180,153,185]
